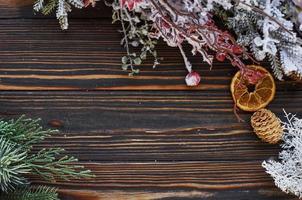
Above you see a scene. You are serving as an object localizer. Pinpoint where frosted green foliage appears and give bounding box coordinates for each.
[226,0,302,80]
[0,116,93,192]
[0,138,30,192]
[0,186,59,200]
[0,115,57,146]
[33,0,84,29]
[263,111,302,198]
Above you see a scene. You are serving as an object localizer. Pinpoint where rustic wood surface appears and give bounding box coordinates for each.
[0,3,301,200]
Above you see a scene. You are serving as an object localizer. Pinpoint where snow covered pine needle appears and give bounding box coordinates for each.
[263,111,302,198]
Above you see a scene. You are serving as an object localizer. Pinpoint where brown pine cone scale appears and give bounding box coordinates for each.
[251,109,283,144]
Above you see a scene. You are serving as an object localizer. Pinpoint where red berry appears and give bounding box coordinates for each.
[216,52,226,62]
[232,45,243,54]
[161,19,170,29]
[185,71,201,87]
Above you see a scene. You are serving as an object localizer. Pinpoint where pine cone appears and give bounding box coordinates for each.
[251,109,283,144]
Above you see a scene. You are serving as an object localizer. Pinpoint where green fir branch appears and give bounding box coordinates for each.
[27,148,93,181]
[33,0,85,30]
[33,0,44,12]
[0,116,93,193]
[0,138,31,192]
[41,0,59,15]
[0,115,57,147]
[0,186,59,200]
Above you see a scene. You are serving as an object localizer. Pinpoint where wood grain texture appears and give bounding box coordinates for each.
[0,91,301,200]
[0,19,301,91]
[0,4,302,200]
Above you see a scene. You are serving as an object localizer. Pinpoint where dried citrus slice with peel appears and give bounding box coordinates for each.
[230,65,276,112]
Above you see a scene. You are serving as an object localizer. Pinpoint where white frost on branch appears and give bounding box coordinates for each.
[57,0,84,30]
[34,0,84,30]
[120,0,253,74]
[228,0,302,79]
[205,0,232,10]
[101,0,302,80]
[263,111,302,198]
[280,47,302,77]
[33,0,44,12]
[253,0,283,57]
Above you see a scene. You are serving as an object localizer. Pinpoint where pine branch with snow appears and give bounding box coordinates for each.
[225,0,302,80]
[263,111,302,198]
[33,0,86,30]
[268,54,284,80]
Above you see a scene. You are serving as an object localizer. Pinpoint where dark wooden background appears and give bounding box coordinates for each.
[0,3,302,200]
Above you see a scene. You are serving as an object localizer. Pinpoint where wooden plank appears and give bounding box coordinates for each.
[0,3,111,19]
[0,91,300,199]
[56,187,296,200]
[29,162,296,200]
[0,91,301,163]
[0,19,301,91]
[0,89,299,200]
[0,5,301,200]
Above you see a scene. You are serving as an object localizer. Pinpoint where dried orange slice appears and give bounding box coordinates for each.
[230,65,276,112]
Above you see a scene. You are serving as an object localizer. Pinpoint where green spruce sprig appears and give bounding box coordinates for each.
[0,186,59,200]
[27,147,92,181]
[0,138,31,191]
[0,116,93,193]
[37,0,58,15]
[0,115,57,147]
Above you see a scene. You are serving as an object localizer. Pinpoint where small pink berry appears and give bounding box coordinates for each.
[232,45,243,54]
[216,52,226,62]
[185,71,201,86]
